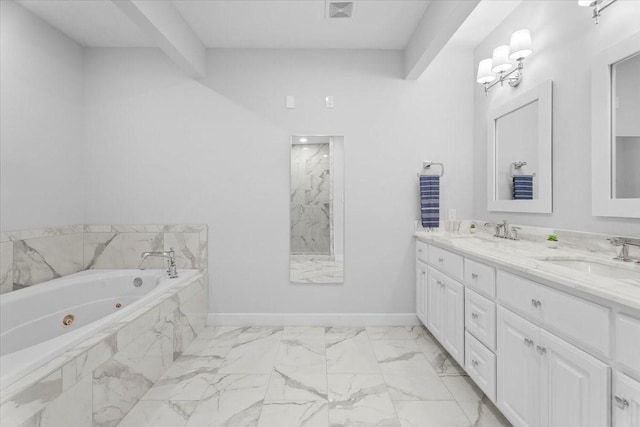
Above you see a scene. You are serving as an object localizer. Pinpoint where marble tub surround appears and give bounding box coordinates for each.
[0,224,208,294]
[117,325,511,427]
[3,232,84,292]
[0,272,207,427]
[414,227,640,311]
[84,225,207,272]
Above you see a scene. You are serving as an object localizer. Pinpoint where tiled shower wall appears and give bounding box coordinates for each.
[0,225,208,294]
[290,143,332,255]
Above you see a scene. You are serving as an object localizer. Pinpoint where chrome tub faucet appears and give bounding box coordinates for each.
[139,248,178,278]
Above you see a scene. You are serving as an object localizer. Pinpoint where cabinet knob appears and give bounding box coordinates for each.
[614,395,630,410]
[438,257,444,263]
[471,312,479,320]
[471,359,479,367]
[524,338,534,347]
[418,249,423,253]
[531,299,542,307]
[536,345,547,355]
[471,273,478,279]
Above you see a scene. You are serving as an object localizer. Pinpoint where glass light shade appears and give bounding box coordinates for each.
[476,58,496,84]
[491,45,513,73]
[509,29,533,60]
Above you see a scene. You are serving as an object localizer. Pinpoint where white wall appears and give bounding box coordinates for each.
[83,47,474,316]
[0,0,85,232]
[473,0,640,236]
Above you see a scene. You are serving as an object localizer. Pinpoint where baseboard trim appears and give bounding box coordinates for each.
[207,313,419,327]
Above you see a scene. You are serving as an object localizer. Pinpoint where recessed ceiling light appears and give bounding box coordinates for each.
[300,138,308,142]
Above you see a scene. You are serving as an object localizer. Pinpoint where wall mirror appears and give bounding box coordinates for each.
[487,80,553,213]
[592,32,640,218]
[290,135,344,283]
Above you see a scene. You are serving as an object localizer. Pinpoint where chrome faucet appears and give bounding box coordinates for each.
[484,220,519,240]
[484,222,504,238]
[140,248,178,278]
[609,237,640,263]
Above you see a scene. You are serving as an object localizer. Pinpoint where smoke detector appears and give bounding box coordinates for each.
[327,1,354,18]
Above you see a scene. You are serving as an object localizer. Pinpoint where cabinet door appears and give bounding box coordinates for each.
[614,373,640,427]
[540,329,610,427]
[497,307,540,427]
[416,262,428,326]
[427,267,443,340]
[442,278,465,366]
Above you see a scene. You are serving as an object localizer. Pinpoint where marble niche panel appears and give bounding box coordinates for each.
[290,143,332,256]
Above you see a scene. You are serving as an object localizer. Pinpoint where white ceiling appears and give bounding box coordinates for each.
[448,0,523,48]
[17,0,153,47]
[172,0,431,49]
[16,0,431,50]
[14,0,523,52]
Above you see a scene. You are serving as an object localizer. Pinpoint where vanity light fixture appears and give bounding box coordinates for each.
[578,0,618,24]
[476,29,533,95]
[299,138,308,142]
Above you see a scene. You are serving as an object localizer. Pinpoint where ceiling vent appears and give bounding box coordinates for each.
[327,2,354,18]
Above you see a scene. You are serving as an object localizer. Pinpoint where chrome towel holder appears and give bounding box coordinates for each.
[417,161,445,178]
[510,161,536,178]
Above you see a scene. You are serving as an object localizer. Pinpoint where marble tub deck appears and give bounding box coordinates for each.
[116,325,512,427]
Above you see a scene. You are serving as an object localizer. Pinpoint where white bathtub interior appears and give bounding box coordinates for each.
[0,269,198,391]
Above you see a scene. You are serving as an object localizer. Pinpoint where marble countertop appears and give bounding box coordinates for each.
[414,231,640,312]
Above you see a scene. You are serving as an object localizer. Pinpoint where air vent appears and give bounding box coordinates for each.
[328,1,354,18]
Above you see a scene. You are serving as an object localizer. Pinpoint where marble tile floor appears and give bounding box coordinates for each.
[117,325,512,427]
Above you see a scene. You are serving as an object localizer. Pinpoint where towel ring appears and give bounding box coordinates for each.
[510,161,536,178]
[417,161,445,178]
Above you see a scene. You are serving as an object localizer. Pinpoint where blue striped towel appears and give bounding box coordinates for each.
[420,175,440,229]
[513,175,534,200]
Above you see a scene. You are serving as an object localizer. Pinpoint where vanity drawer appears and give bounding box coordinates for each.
[497,270,610,357]
[464,259,496,299]
[429,245,463,281]
[416,240,429,264]
[616,313,640,377]
[465,331,496,402]
[465,288,496,350]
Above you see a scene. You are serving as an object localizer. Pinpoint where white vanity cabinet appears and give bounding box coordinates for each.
[497,306,539,426]
[415,240,429,326]
[614,373,640,427]
[414,240,465,366]
[427,266,464,365]
[416,261,428,325]
[497,306,610,427]
[413,236,630,427]
[616,313,640,379]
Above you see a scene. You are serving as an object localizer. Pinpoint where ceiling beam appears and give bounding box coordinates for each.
[404,0,480,80]
[113,0,205,79]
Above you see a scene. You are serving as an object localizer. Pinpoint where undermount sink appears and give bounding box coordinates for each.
[542,258,640,283]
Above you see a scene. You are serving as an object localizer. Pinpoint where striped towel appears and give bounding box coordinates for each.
[513,175,534,200]
[420,175,440,229]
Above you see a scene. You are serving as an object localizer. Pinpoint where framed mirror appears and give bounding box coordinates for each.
[592,32,640,218]
[289,135,344,283]
[487,80,553,213]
